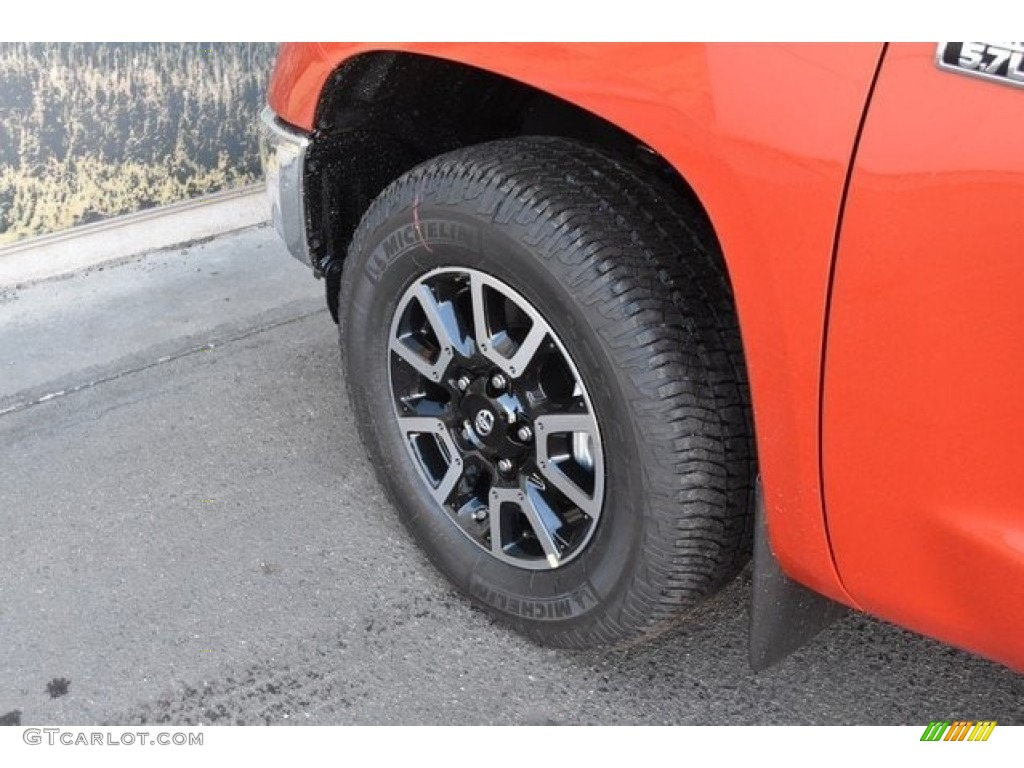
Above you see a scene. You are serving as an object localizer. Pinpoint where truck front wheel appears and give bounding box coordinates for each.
[338,137,754,648]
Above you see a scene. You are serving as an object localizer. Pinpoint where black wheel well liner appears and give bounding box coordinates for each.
[304,50,722,281]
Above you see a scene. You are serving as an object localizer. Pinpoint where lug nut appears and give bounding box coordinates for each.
[516,425,533,442]
[497,458,514,475]
[472,509,489,522]
[490,373,508,391]
[456,375,471,391]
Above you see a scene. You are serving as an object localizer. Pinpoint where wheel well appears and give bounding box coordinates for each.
[305,50,721,277]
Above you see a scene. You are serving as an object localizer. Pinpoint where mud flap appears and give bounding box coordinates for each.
[749,479,849,670]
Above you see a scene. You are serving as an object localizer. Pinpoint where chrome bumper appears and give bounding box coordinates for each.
[259,106,312,267]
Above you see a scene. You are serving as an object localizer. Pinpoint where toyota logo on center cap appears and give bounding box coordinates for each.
[474,409,495,437]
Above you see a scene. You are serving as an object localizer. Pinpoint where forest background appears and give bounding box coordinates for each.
[0,42,276,244]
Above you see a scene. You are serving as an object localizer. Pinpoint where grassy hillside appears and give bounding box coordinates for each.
[0,42,276,244]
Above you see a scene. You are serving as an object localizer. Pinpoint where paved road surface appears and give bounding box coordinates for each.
[1,226,1021,725]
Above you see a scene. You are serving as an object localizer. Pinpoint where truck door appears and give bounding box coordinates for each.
[823,42,1024,666]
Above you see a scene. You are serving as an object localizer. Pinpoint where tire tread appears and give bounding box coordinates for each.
[341,136,756,649]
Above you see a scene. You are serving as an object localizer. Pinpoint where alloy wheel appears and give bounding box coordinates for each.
[387,267,605,570]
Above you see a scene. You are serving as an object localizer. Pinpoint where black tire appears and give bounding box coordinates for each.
[339,137,755,648]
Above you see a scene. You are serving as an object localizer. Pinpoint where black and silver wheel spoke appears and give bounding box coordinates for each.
[390,281,472,383]
[533,413,602,518]
[470,271,549,380]
[396,415,464,505]
[520,482,569,567]
[389,267,605,571]
[488,486,565,568]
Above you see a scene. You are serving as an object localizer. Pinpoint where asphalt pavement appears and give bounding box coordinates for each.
[1,226,1021,725]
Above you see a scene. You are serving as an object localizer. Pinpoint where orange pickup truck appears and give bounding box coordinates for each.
[260,43,1024,671]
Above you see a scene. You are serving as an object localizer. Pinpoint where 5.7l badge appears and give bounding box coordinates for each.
[937,42,1024,89]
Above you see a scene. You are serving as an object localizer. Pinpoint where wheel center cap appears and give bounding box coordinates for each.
[458,388,521,457]
[474,408,495,437]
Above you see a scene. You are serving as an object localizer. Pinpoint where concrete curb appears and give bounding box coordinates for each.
[0,184,270,288]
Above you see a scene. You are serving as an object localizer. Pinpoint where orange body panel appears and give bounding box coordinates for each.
[824,43,1024,669]
[270,42,884,608]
